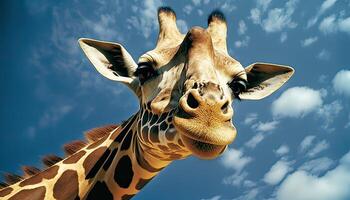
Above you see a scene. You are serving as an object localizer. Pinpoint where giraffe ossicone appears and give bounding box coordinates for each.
[0,7,294,200]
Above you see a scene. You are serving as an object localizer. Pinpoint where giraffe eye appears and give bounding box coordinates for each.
[134,62,158,85]
[228,78,247,99]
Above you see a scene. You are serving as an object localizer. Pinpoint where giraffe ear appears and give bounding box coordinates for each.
[78,38,140,96]
[239,62,294,100]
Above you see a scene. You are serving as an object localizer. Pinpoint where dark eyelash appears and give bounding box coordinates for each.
[228,78,247,100]
[134,62,158,85]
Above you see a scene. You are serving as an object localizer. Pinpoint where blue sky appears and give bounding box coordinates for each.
[1,0,350,199]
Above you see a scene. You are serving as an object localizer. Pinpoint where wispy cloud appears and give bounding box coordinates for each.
[245,133,265,149]
[244,113,258,125]
[250,0,299,33]
[307,0,338,28]
[274,145,290,156]
[220,148,253,172]
[223,171,248,186]
[301,36,318,47]
[307,139,330,157]
[317,100,343,131]
[298,157,334,175]
[27,103,73,138]
[234,36,250,48]
[299,135,316,152]
[253,120,280,132]
[263,159,294,185]
[127,0,162,38]
[319,15,350,35]
[317,49,331,60]
[201,195,222,200]
[280,32,288,43]
[238,20,247,35]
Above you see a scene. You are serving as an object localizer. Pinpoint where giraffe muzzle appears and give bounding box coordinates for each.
[173,84,236,158]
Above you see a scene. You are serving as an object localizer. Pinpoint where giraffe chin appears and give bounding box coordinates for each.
[180,134,227,159]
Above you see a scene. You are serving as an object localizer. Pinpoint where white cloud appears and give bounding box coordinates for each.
[38,104,73,128]
[317,49,331,60]
[272,87,323,118]
[220,148,253,172]
[319,15,350,35]
[263,159,293,185]
[235,36,250,48]
[257,0,272,11]
[176,19,188,34]
[82,14,120,41]
[223,171,248,186]
[275,145,290,156]
[280,32,288,43]
[253,120,279,132]
[127,0,162,38]
[301,36,318,47]
[319,15,337,34]
[250,8,261,24]
[245,133,265,149]
[261,0,298,33]
[276,150,350,200]
[307,140,330,157]
[333,70,350,97]
[320,0,338,14]
[183,5,193,15]
[220,2,236,12]
[317,100,343,130]
[299,157,334,175]
[238,20,247,35]
[338,17,350,33]
[299,135,316,152]
[244,113,258,125]
[192,0,202,6]
[243,180,257,188]
[27,104,73,137]
[307,0,338,28]
[201,195,221,200]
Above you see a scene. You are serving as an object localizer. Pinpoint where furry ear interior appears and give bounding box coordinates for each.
[78,38,140,96]
[240,63,294,100]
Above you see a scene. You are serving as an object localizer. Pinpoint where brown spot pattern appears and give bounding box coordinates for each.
[9,186,45,200]
[83,147,107,177]
[53,170,79,200]
[135,178,153,190]
[121,194,135,200]
[149,126,160,143]
[0,187,13,197]
[135,143,164,173]
[63,151,86,164]
[19,166,59,187]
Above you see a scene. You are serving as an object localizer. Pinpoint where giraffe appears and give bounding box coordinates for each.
[0,7,294,200]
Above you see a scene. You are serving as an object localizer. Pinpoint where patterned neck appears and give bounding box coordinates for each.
[0,111,188,200]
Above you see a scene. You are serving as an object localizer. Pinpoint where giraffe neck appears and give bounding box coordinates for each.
[0,112,181,200]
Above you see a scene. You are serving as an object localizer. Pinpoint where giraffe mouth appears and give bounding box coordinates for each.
[179,133,227,159]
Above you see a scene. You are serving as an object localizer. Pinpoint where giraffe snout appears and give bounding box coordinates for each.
[179,82,233,121]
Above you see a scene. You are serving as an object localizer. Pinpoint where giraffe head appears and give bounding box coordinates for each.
[79,7,294,159]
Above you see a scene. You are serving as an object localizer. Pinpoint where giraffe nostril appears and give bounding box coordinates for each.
[187,92,199,109]
[221,101,229,114]
[192,82,198,89]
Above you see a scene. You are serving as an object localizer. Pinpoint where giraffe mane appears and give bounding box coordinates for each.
[0,124,119,189]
